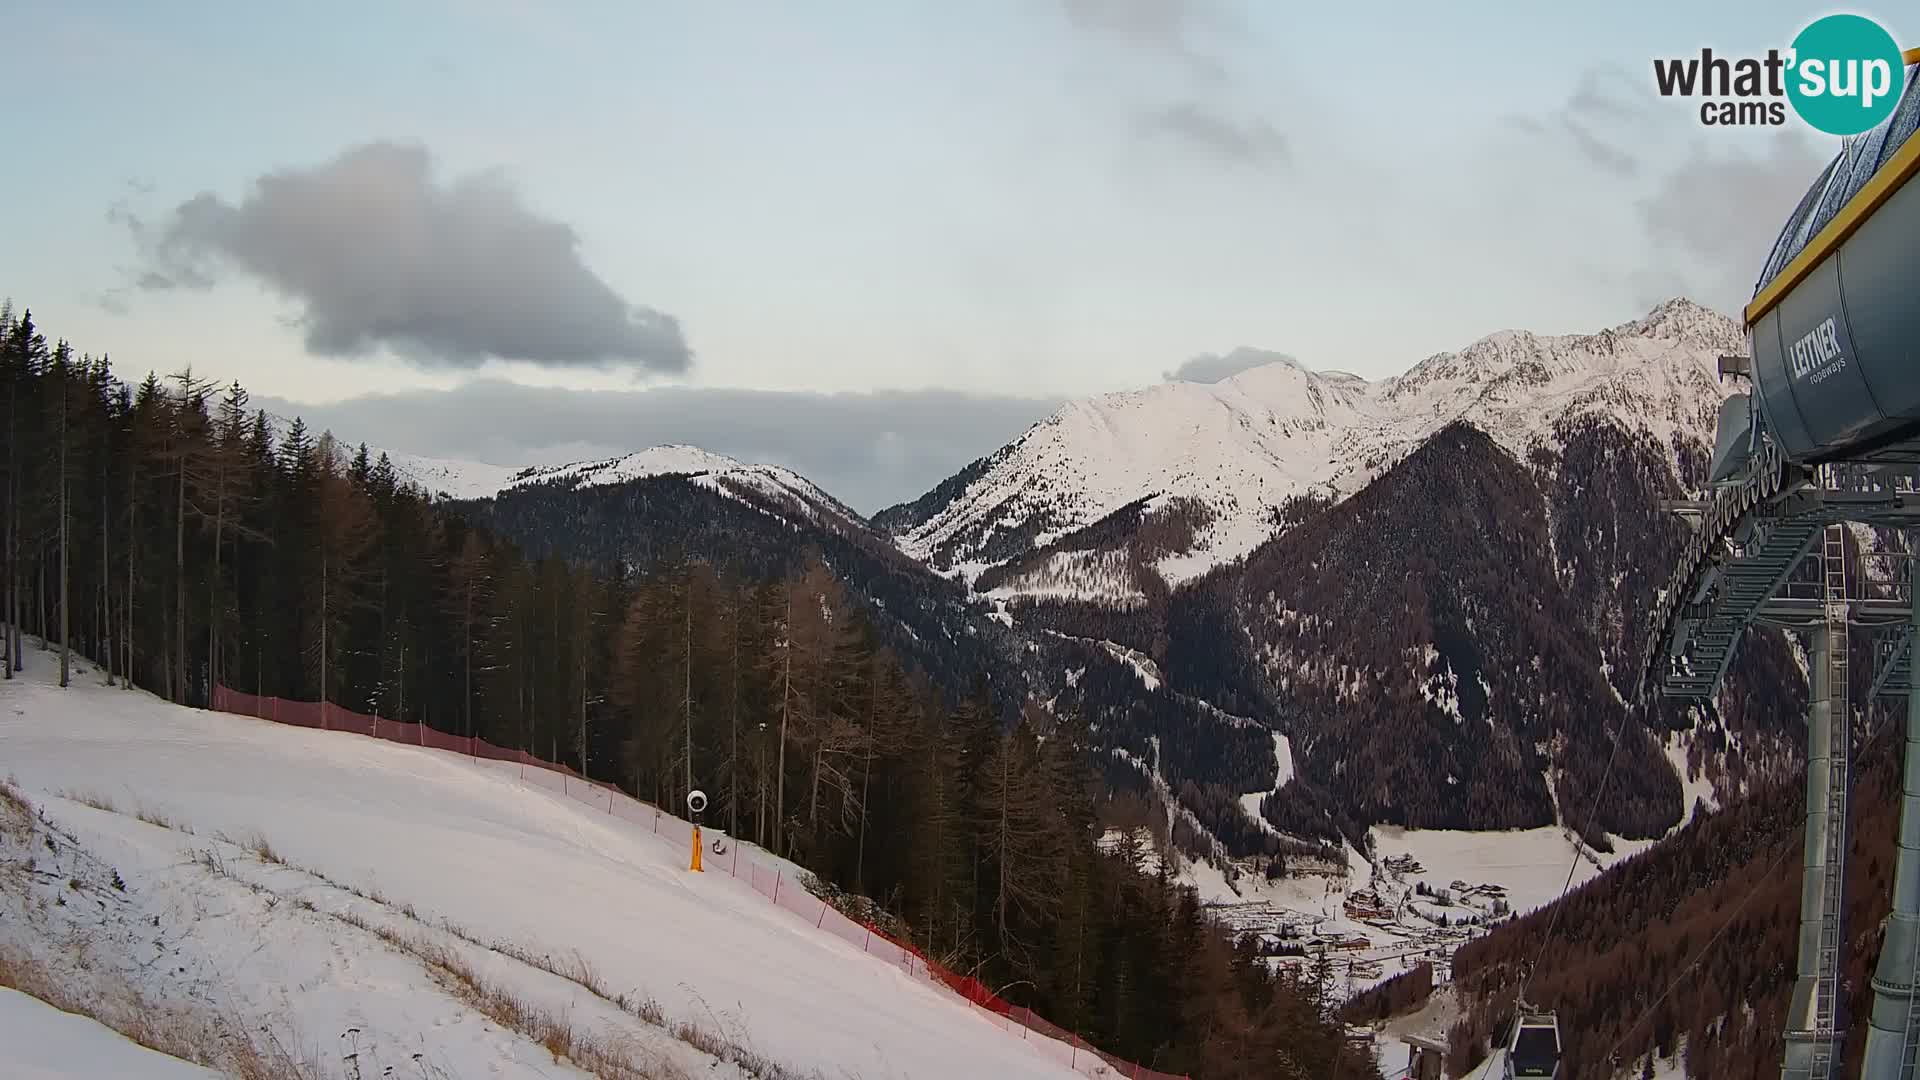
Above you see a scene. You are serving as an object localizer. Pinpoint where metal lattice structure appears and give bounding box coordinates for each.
[1628,50,1920,1080]
[1643,448,1920,1079]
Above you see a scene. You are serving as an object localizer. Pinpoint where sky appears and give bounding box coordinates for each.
[1,1,1904,511]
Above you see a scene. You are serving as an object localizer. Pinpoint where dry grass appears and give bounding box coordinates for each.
[58,789,116,815]
[193,846,233,879]
[261,847,818,1079]
[389,931,685,1080]
[247,832,285,866]
[134,805,189,833]
[0,943,319,1079]
[425,916,811,1078]
[0,776,32,838]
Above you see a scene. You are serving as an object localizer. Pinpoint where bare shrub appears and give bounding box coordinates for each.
[247,833,284,866]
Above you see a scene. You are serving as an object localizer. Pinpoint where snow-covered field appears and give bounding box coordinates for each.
[1368,823,1658,918]
[1166,813,1663,1035]
[0,988,217,1080]
[0,653,1088,1080]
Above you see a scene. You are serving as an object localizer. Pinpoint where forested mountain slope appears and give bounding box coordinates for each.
[864,299,1807,859]
[1441,719,1903,1078]
[369,300,1810,865]
[0,304,1377,1080]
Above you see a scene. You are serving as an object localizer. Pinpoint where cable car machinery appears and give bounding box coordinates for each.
[1639,51,1920,1080]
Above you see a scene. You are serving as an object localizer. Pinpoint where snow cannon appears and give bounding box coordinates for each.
[687,789,708,872]
[1741,53,1920,469]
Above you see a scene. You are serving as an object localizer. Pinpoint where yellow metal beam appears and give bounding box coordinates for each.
[1907,47,1920,64]
[1744,67,1920,327]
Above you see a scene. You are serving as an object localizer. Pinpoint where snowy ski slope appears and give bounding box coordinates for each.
[0,988,218,1080]
[0,656,1088,1080]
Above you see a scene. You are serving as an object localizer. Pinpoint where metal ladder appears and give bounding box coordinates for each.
[1904,549,1920,1080]
[1811,522,1853,1079]
[1901,904,1920,1079]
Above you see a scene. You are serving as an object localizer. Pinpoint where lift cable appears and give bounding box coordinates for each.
[1518,706,1629,1006]
[1596,821,1799,1072]
[1595,703,1903,1072]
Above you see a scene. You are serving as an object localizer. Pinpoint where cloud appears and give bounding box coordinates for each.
[1635,133,1827,312]
[125,141,690,373]
[1561,117,1638,176]
[1503,66,1827,314]
[1057,0,1289,169]
[1519,68,1652,177]
[255,381,1063,514]
[1058,0,1227,80]
[1164,346,1294,383]
[1138,103,1287,166]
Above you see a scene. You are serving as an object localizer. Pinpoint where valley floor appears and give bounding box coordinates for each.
[0,648,1087,1080]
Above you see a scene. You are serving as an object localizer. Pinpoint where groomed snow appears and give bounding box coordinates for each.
[1237,731,1292,836]
[0,988,218,1080]
[0,655,1086,1080]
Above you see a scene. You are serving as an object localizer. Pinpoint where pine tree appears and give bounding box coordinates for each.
[446,529,493,738]
[3,311,50,674]
[166,369,217,702]
[977,721,1067,974]
[45,341,76,686]
[308,435,380,715]
[205,381,264,697]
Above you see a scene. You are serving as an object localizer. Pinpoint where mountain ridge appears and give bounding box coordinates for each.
[879,297,1742,595]
[347,296,1794,873]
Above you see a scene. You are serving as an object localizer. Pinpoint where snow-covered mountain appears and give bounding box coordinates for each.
[315,297,1785,862]
[377,449,532,500]
[381,443,861,525]
[882,298,1742,595]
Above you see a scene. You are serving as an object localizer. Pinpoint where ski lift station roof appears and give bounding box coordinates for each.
[1747,56,1920,466]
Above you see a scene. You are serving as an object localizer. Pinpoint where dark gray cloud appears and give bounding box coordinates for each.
[1058,0,1288,170]
[1635,133,1827,312]
[1522,67,1651,177]
[257,381,1062,515]
[1138,103,1287,166]
[1561,117,1638,176]
[1059,0,1199,44]
[1163,346,1294,383]
[1059,0,1227,80]
[1510,66,1826,315]
[125,141,690,373]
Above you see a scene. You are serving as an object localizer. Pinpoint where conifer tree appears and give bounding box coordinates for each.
[0,303,1386,1080]
[309,435,381,714]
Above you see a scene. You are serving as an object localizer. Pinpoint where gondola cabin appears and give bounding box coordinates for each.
[1503,1011,1562,1079]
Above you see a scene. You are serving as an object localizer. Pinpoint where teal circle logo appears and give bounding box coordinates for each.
[1786,14,1906,135]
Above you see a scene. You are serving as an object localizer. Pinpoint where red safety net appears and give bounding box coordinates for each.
[209,686,1188,1080]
